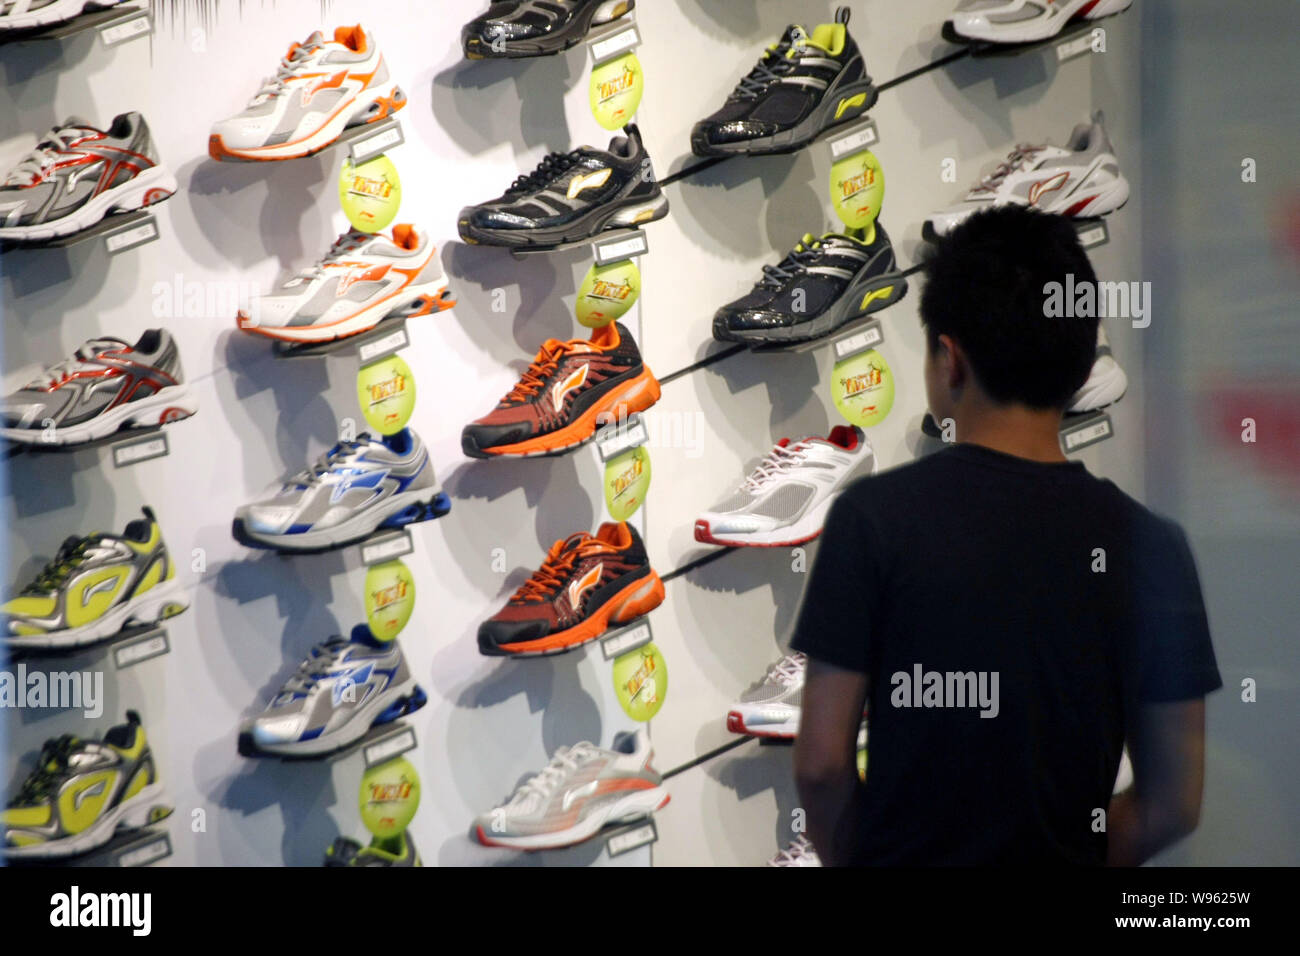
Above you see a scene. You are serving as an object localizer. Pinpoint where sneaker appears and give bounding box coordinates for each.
[0,113,176,242]
[0,0,126,31]
[237,225,454,344]
[2,507,187,651]
[695,426,871,547]
[691,6,875,158]
[478,521,664,657]
[946,0,1134,45]
[324,831,421,866]
[209,25,406,162]
[461,322,660,458]
[239,626,427,758]
[462,0,635,59]
[457,124,668,249]
[3,711,169,860]
[0,330,197,446]
[728,652,805,739]
[768,835,821,867]
[923,112,1130,240]
[1068,325,1127,414]
[232,428,449,553]
[473,729,669,850]
[713,223,905,345]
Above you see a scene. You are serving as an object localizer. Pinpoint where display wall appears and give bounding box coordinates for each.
[2,0,1292,870]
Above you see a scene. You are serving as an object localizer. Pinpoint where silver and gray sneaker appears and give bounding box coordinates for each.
[240,628,427,758]
[728,652,805,739]
[923,112,1130,240]
[0,112,176,242]
[768,835,822,867]
[1,329,196,446]
[0,0,126,32]
[474,728,669,850]
[232,428,449,553]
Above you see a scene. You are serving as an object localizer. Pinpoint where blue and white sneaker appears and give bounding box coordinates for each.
[240,625,427,757]
[232,428,449,553]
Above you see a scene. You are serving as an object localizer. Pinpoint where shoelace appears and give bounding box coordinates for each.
[765,652,807,687]
[969,143,1046,195]
[31,340,121,389]
[282,639,351,694]
[254,36,326,101]
[758,241,824,290]
[772,835,817,865]
[515,743,599,803]
[500,339,587,405]
[287,437,369,485]
[511,534,610,604]
[730,35,801,100]
[507,150,582,195]
[295,230,372,281]
[3,126,95,186]
[23,536,99,594]
[741,441,815,493]
[11,736,80,806]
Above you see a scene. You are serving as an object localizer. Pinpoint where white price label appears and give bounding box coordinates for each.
[112,434,168,467]
[114,631,170,669]
[364,727,417,767]
[833,320,884,361]
[360,531,413,565]
[105,220,158,254]
[606,822,657,856]
[352,125,403,162]
[1056,29,1099,62]
[357,326,409,363]
[590,25,640,63]
[595,233,648,264]
[829,121,879,159]
[100,11,151,46]
[596,416,649,461]
[118,835,171,868]
[601,620,652,660]
[1062,416,1114,451]
[1076,224,1107,248]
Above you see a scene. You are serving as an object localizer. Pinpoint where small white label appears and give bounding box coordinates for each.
[104,219,158,254]
[833,319,884,361]
[606,821,657,857]
[360,530,413,565]
[829,120,879,159]
[363,727,417,768]
[118,834,171,868]
[590,25,640,63]
[114,630,171,669]
[594,232,649,264]
[596,415,649,461]
[351,124,404,163]
[600,620,652,660]
[1062,414,1114,451]
[1056,31,1097,62]
[100,11,151,46]
[112,433,168,467]
[357,326,409,363]
[1076,224,1108,249]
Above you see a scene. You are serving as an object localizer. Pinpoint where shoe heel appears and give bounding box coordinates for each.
[379,492,452,530]
[611,572,665,624]
[826,79,878,126]
[390,287,456,319]
[127,580,189,628]
[375,684,428,725]
[611,368,661,419]
[127,388,199,429]
[111,168,178,213]
[609,193,669,229]
[354,83,407,125]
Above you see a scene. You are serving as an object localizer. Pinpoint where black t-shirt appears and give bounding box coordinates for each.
[790,443,1221,866]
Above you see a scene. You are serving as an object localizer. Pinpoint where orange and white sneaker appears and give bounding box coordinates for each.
[209,25,406,162]
[461,321,660,458]
[237,225,454,344]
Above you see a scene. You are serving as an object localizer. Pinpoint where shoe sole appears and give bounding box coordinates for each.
[718,273,908,346]
[923,179,1130,242]
[240,680,427,758]
[463,0,633,59]
[238,279,456,344]
[945,0,1134,45]
[463,365,660,459]
[475,787,670,850]
[0,384,197,446]
[692,78,878,158]
[727,709,799,739]
[2,781,168,861]
[3,576,188,651]
[0,0,121,31]
[695,479,857,548]
[233,491,451,553]
[458,191,669,250]
[209,81,407,162]
[479,569,665,657]
[0,164,176,242]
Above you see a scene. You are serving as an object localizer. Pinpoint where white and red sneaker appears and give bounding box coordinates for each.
[947,0,1134,45]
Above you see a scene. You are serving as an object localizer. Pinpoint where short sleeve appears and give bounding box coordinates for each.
[1134,520,1222,702]
[789,491,880,673]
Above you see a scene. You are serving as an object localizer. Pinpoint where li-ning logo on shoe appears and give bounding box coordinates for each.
[561,780,599,812]
[835,92,867,120]
[332,662,375,706]
[1028,170,1070,205]
[81,576,120,608]
[300,70,348,108]
[335,263,391,296]
[550,363,589,411]
[566,168,612,200]
[567,562,603,611]
[72,778,107,811]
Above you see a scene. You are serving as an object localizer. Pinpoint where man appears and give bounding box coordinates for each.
[792,206,1220,866]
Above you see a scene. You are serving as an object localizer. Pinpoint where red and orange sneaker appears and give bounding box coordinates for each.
[461,322,660,459]
[478,522,664,657]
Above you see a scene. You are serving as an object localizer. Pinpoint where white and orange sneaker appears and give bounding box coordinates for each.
[237,225,454,344]
[209,25,406,162]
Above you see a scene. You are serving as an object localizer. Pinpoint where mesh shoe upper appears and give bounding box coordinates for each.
[738,652,807,709]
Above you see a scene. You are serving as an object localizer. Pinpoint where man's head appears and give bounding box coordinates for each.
[920,207,1099,425]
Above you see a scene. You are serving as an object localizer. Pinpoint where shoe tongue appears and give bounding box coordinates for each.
[302,30,325,48]
[60,116,100,133]
[775,438,791,448]
[83,337,129,355]
[560,532,593,554]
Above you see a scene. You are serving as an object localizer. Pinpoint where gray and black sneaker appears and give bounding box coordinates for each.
[462,0,634,59]
[1,330,197,447]
[713,222,906,345]
[691,6,875,157]
[232,428,450,553]
[240,626,427,758]
[457,124,668,250]
[324,831,421,866]
[0,112,176,242]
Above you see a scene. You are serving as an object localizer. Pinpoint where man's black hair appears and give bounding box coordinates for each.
[920,206,1099,409]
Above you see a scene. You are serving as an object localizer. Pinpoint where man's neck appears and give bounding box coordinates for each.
[955,404,1068,464]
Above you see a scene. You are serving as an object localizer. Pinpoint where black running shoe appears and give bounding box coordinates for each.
[457,125,668,250]
[462,0,635,59]
[712,222,906,345]
[691,6,876,158]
